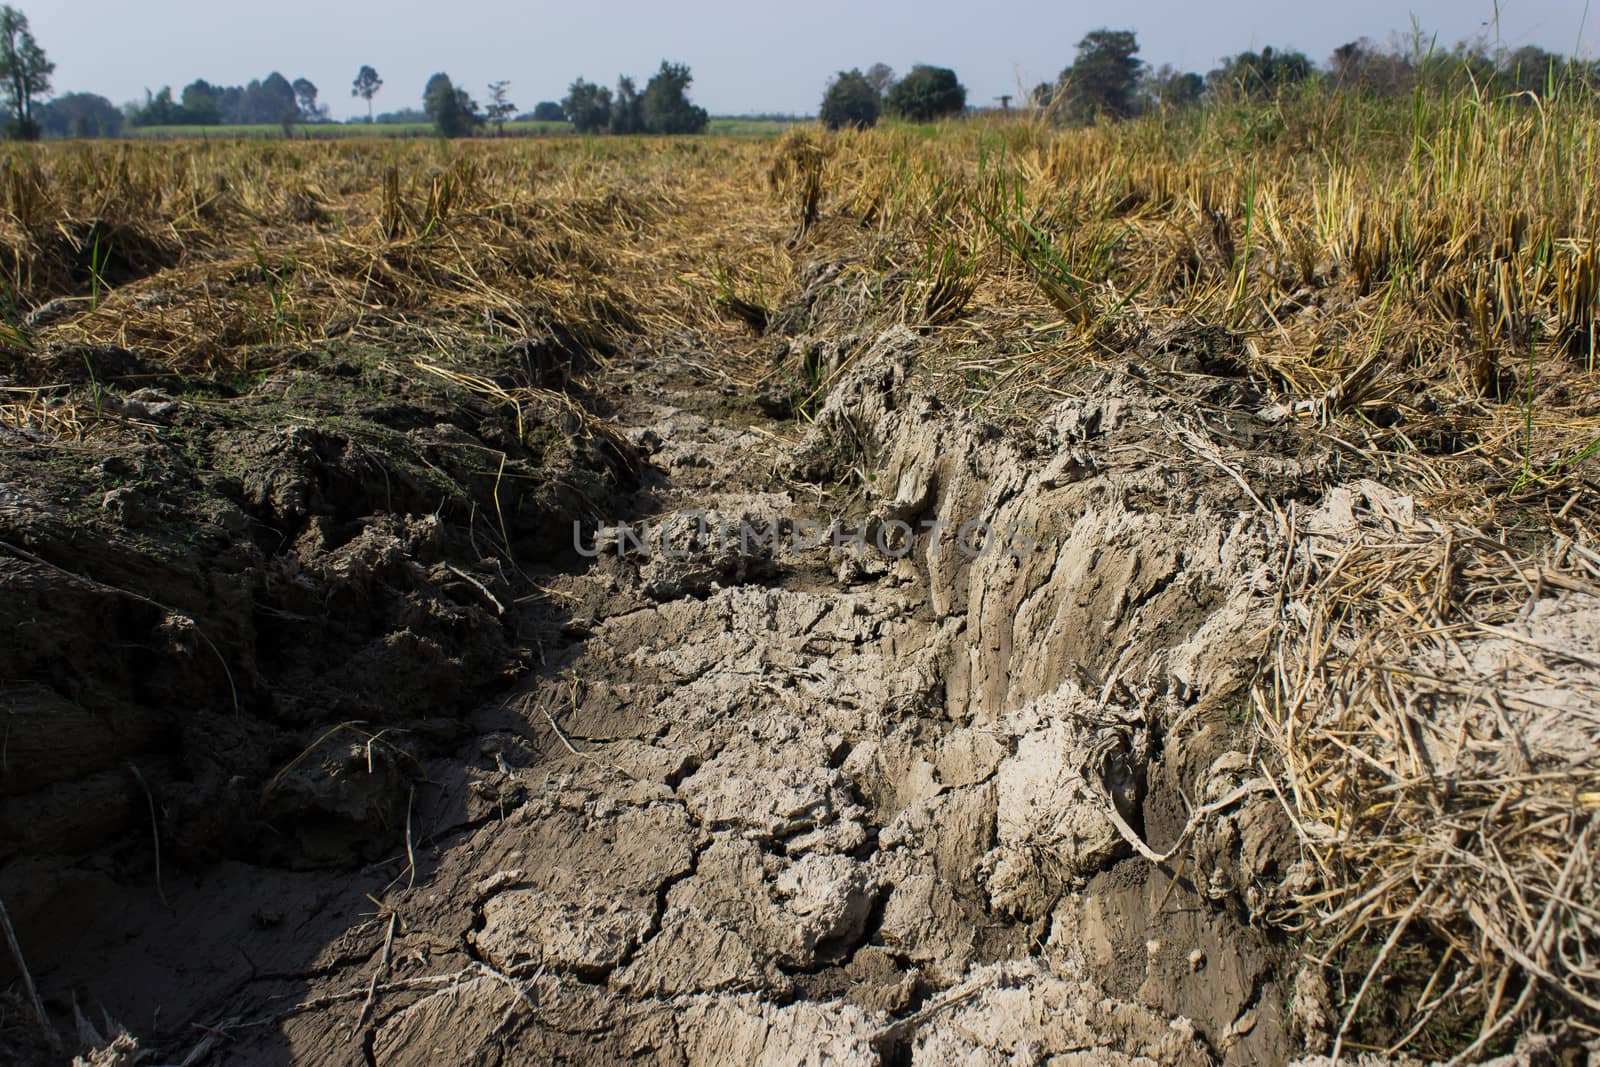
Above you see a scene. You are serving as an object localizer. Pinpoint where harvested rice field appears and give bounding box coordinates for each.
[2,98,1599,1065]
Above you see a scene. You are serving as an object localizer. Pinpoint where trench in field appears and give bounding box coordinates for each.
[3,328,1299,1064]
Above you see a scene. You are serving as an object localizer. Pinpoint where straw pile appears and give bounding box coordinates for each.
[1260,481,1600,1057]
[0,138,784,442]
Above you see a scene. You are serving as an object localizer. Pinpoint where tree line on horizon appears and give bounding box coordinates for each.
[818,63,967,129]
[8,0,1600,142]
[1029,28,1600,125]
[35,58,711,140]
[816,30,1600,131]
[559,63,709,135]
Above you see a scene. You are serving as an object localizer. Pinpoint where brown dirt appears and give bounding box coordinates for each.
[5,314,1588,1065]
[1,321,1298,1065]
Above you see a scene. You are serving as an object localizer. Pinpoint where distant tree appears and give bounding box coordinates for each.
[562,78,611,133]
[640,61,708,134]
[1057,29,1143,121]
[1569,56,1600,94]
[885,64,965,122]
[37,91,121,138]
[530,100,565,121]
[179,79,222,124]
[864,62,896,95]
[1029,81,1055,109]
[485,80,516,134]
[819,68,880,130]
[232,72,297,125]
[128,87,187,127]
[1329,38,1416,98]
[0,5,52,140]
[423,73,451,130]
[1145,64,1203,111]
[1430,39,1498,93]
[1208,46,1314,98]
[292,77,325,121]
[424,72,481,136]
[263,72,297,120]
[609,75,643,133]
[1331,38,1395,97]
[1329,40,1364,79]
[563,78,611,133]
[374,107,427,124]
[214,84,243,123]
[1502,44,1566,97]
[352,64,382,123]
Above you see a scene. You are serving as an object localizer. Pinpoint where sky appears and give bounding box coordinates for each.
[33,0,1600,120]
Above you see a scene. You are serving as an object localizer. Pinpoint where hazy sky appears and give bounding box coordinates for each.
[35,0,1599,119]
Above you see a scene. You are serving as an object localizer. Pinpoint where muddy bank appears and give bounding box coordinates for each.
[0,323,1266,1063]
[5,321,1592,1065]
[0,334,634,947]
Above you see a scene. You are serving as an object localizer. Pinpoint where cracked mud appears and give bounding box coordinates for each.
[10,328,1363,1065]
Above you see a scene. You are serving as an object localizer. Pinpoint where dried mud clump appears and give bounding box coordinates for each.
[0,341,635,885]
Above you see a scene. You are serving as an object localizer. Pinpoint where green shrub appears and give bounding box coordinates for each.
[820,69,880,130]
[885,65,965,122]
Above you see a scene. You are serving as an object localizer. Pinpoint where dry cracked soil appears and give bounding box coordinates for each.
[5,325,1394,1065]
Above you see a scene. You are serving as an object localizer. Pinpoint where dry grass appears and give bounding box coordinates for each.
[3,89,1599,1054]
[0,137,785,406]
[770,96,1600,1051]
[1261,485,1600,1056]
[767,103,1600,521]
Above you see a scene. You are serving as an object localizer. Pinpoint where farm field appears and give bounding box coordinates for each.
[1,97,1598,1065]
[117,116,804,140]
